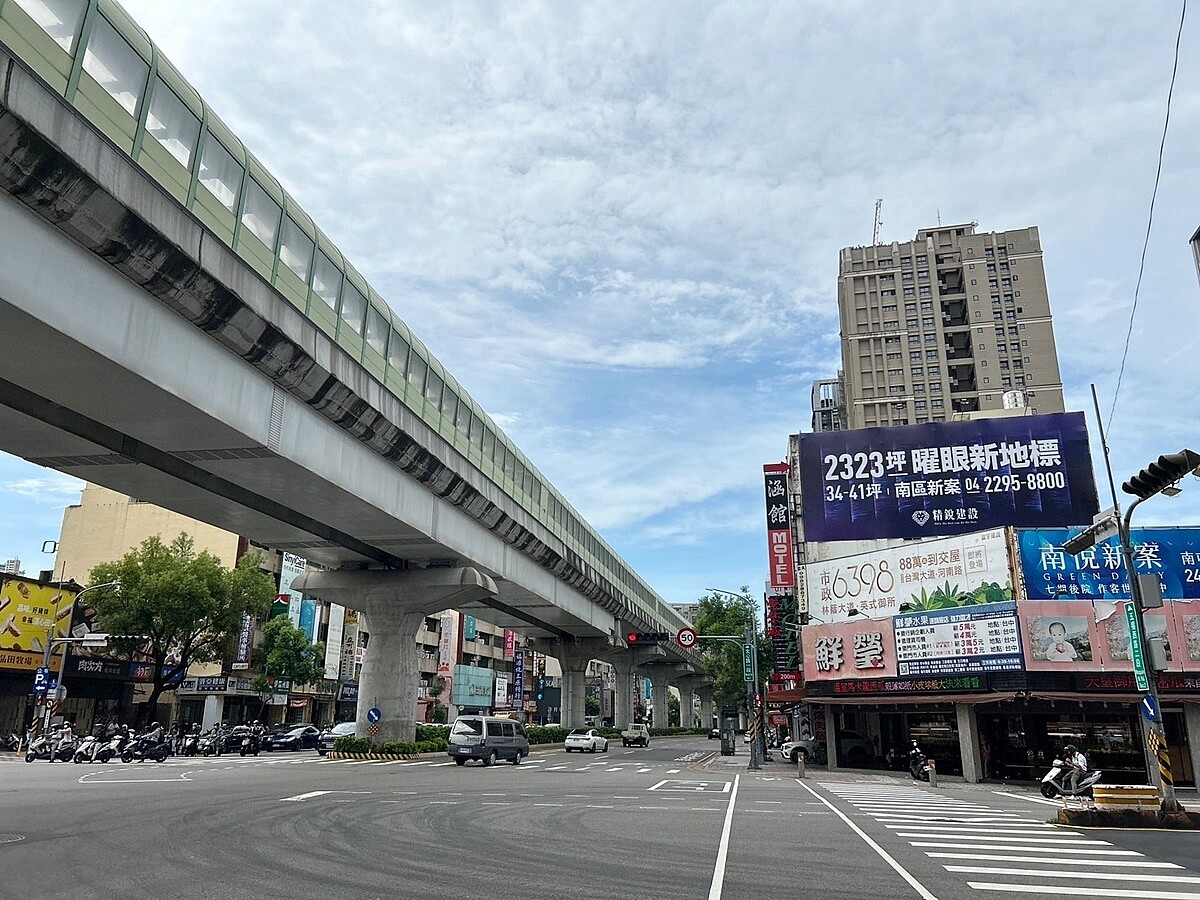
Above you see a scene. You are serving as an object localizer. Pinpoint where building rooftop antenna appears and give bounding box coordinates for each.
[872,198,883,245]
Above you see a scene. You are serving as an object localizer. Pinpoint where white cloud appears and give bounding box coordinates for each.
[3,475,84,504]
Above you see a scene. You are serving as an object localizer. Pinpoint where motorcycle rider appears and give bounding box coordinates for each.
[908,739,929,780]
[1063,743,1089,795]
[51,720,74,762]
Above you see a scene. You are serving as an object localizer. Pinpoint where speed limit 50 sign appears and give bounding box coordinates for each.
[676,627,697,649]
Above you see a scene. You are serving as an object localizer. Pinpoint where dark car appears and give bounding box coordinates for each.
[708,728,720,740]
[260,724,294,752]
[318,722,357,755]
[269,725,320,751]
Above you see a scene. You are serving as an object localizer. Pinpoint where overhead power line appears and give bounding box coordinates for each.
[1109,0,1188,432]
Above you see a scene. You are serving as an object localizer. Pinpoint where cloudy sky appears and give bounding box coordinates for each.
[2,1,1199,605]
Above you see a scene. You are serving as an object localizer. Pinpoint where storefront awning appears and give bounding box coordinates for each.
[1029,691,1200,705]
[805,691,1019,707]
[765,688,807,705]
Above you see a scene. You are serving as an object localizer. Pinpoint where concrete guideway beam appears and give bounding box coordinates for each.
[644,663,696,729]
[292,567,497,743]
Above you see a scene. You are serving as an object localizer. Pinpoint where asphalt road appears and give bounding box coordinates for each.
[3,738,1199,900]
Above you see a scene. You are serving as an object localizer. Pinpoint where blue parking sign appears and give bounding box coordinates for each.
[33,667,50,693]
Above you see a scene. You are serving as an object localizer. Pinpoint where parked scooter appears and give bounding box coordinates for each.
[121,726,170,763]
[25,727,75,762]
[73,734,103,764]
[1040,758,1102,799]
[909,741,933,782]
[3,731,20,752]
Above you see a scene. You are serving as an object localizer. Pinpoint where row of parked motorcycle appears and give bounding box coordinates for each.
[16,722,272,764]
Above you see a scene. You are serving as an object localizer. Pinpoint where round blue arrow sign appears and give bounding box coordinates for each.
[1141,694,1159,724]
[366,707,382,724]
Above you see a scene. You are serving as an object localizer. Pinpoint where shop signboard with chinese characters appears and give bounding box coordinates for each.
[494,673,509,707]
[765,591,800,677]
[804,528,1011,623]
[1017,526,1200,601]
[512,650,525,709]
[763,463,796,588]
[324,604,345,681]
[0,576,77,671]
[279,553,307,628]
[450,664,494,708]
[232,613,254,670]
[893,601,1023,677]
[503,630,516,661]
[803,618,898,682]
[797,413,1099,541]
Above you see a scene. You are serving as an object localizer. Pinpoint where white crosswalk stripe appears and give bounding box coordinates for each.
[820,782,1199,899]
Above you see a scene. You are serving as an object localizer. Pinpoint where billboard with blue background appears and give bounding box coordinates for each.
[1017,526,1200,601]
[798,412,1098,541]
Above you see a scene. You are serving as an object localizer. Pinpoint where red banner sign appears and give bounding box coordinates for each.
[764,463,795,589]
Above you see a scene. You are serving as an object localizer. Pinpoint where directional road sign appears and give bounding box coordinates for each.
[366,707,382,724]
[33,667,50,694]
[676,627,697,650]
[742,644,754,682]
[1141,694,1160,724]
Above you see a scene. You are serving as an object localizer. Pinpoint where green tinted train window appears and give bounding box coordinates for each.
[197,135,242,213]
[311,252,341,309]
[81,15,148,116]
[145,78,199,168]
[13,0,85,52]
[407,353,426,394]
[482,428,495,461]
[425,370,444,409]
[279,218,313,281]
[387,329,410,375]
[365,307,388,355]
[340,282,366,335]
[241,178,280,249]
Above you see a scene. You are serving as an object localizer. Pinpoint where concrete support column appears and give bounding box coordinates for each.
[956,702,982,784]
[1184,703,1200,786]
[613,658,636,727]
[699,688,714,730]
[292,567,497,743]
[534,638,617,728]
[824,706,839,770]
[650,672,670,729]
[676,686,695,728]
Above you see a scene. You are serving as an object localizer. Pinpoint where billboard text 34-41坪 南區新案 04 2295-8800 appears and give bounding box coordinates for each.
[796,412,1099,542]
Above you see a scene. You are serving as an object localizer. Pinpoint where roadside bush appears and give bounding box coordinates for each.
[333,736,373,753]
[526,726,569,745]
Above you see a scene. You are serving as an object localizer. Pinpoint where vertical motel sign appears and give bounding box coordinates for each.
[763,463,796,589]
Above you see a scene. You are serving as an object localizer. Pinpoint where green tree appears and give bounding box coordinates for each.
[585,695,601,717]
[251,617,323,715]
[88,535,275,723]
[693,587,769,711]
[428,676,448,723]
[667,692,680,727]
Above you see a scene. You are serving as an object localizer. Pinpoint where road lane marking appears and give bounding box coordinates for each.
[481,802,510,806]
[910,842,1138,855]
[708,774,740,900]
[668,769,681,774]
[966,882,1200,898]
[799,781,938,900]
[280,790,333,802]
[991,790,1061,807]
[586,805,614,809]
[534,803,563,807]
[430,762,455,767]
[895,833,1106,845]
[944,866,1200,884]
[344,760,376,766]
[926,854,1180,869]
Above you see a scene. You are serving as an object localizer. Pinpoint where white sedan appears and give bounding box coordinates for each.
[564,728,609,753]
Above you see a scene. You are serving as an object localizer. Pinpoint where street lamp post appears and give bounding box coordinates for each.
[1063,449,1200,814]
[36,580,120,734]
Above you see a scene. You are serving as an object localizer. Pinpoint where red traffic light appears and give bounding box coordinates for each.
[626,631,670,644]
[627,632,639,643]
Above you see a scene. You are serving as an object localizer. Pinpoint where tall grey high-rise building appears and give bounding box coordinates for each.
[835,222,1064,430]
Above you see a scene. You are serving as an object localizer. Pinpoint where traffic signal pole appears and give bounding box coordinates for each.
[1119,497,1180,813]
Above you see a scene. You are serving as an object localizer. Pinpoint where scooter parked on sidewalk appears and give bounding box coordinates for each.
[1040,758,1102,799]
[909,741,933,782]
